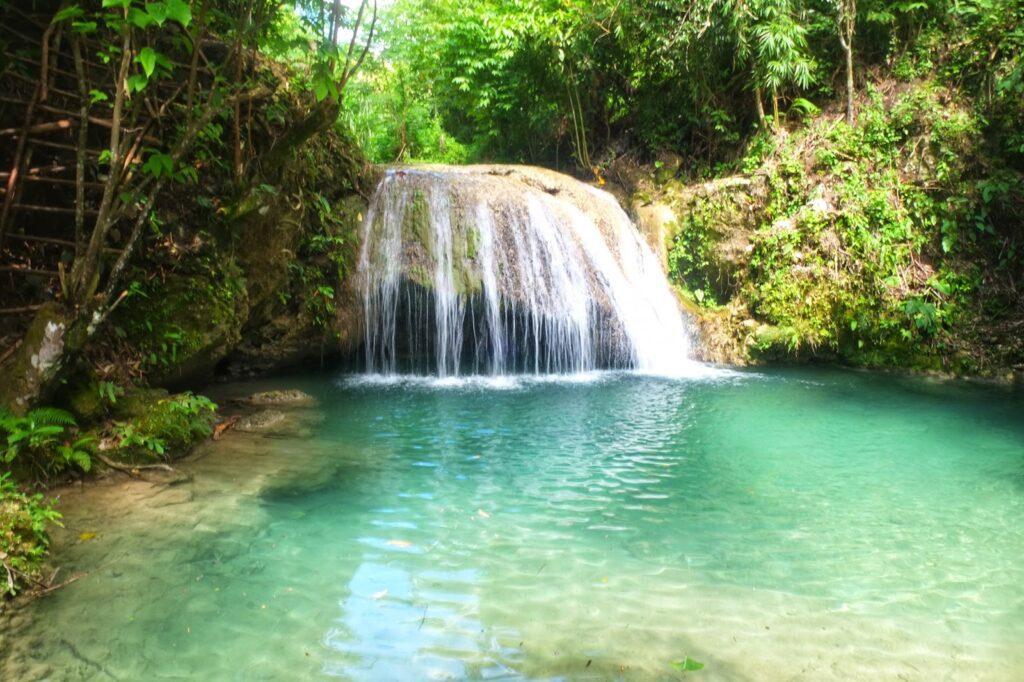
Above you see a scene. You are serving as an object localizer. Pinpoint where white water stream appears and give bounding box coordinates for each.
[358,166,697,377]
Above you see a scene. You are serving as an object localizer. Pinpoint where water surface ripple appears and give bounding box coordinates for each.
[3,368,1023,681]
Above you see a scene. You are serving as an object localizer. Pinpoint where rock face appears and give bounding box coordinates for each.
[102,182,367,388]
[628,175,768,365]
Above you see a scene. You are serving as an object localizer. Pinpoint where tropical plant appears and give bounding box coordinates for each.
[0,409,94,475]
[0,473,63,596]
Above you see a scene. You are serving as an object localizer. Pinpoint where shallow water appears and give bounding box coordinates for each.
[3,368,1023,681]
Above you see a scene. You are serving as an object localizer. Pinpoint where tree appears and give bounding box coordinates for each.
[836,0,857,123]
[748,0,816,125]
[0,0,377,413]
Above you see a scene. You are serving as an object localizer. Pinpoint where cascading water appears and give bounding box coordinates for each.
[357,165,697,377]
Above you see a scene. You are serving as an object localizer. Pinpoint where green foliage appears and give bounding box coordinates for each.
[98,381,120,406]
[668,200,729,307]
[668,77,1013,368]
[0,409,94,476]
[666,79,1021,372]
[110,392,217,460]
[0,473,62,596]
[324,0,1018,186]
[349,0,823,164]
[671,657,705,672]
[142,150,175,179]
[112,259,246,376]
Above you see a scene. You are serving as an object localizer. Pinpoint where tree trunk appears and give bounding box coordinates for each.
[844,41,855,124]
[839,0,857,125]
[260,96,341,180]
[754,86,766,125]
[0,304,77,414]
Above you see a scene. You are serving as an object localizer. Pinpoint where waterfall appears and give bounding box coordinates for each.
[357,166,696,377]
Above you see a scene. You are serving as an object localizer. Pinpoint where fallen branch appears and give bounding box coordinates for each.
[0,339,22,366]
[0,119,72,136]
[0,304,44,315]
[95,453,174,475]
[212,415,239,440]
[38,573,84,595]
[0,554,82,595]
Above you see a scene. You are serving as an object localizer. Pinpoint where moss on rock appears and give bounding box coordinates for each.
[104,390,216,462]
[648,81,1024,377]
[111,261,249,388]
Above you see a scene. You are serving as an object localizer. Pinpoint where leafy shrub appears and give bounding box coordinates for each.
[0,408,94,476]
[109,392,217,460]
[0,473,62,596]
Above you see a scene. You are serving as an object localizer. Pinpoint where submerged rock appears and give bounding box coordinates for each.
[236,409,289,432]
[244,389,315,406]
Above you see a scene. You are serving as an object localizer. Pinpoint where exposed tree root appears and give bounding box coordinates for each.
[94,453,174,476]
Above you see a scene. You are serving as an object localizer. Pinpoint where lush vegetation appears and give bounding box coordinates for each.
[664,82,1022,371]
[345,0,1023,170]
[329,0,1023,373]
[0,473,62,596]
[1,0,383,596]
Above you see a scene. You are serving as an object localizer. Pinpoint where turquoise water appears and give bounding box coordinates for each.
[3,368,1023,680]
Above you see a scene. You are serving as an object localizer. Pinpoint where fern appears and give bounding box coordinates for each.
[25,408,76,427]
[0,407,92,474]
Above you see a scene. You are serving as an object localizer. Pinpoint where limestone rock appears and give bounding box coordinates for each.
[244,389,315,406]
[235,409,289,432]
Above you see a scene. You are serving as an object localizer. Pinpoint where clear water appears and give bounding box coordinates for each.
[3,368,1023,680]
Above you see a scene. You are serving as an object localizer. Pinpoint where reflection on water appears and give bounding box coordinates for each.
[3,367,1023,681]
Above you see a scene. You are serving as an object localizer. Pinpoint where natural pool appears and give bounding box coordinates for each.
[2,367,1023,681]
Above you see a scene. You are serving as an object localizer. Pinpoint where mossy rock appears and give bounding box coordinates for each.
[65,377,104,423]
[106,390,216,461]
[135,396,215,453]
[245,389,315,406]
[749,324,801,359]
[403,190,433,256]
[235,409,289,432]
[112,265,249,388]
[654,151,683,185]
[0,303,74,415]
[112,387,170,420]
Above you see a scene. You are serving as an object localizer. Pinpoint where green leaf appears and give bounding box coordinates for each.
[137,47,158,78]
[89,89,109,104]
[71,451,92,472]
[671,657,705,672]
[143,151,173,178]
[72,21,99,34]
[53,5,85,23]
[102,0,132,9]
[165,0,192,28]
[312,78,329,102]
[127,73,149,93]
[154,51,173,73]
[145,1,169,26]
[128,7,156,29]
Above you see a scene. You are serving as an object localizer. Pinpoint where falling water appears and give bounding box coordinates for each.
[358,166,695,376]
